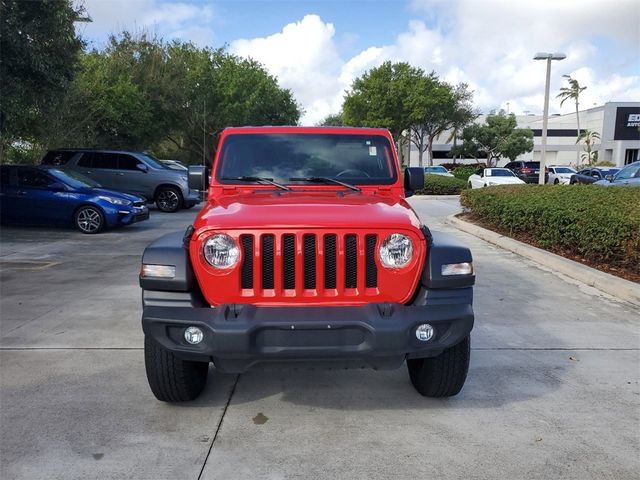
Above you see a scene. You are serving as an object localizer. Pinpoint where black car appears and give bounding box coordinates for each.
[503,160,549,184]
[569,167,620,185]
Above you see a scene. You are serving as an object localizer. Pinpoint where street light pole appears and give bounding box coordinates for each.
[534,52,566,185]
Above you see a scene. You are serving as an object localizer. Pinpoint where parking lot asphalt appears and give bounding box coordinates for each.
[1,199,638,479]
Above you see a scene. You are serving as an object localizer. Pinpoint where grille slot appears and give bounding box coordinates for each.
[345,234,358,289]
[303,235,316,289]
[240,236,254,289]
[365,234,377,288]
[262,235,274,289]
[283,234,296,289]
[324,235,337,289]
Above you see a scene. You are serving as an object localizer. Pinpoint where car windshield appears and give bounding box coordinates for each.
[487,169,515,177]
[554,167,575,174]
[600,168,620,175]
[425,166,447,173]
[140,153,169,170]
[49,168,100,188]
[524,162,541,168]
[216,133,397,185]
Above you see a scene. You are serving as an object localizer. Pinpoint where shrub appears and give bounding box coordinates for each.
[416,174,468,195]
[460,185,640,274]
[452,164,483,181]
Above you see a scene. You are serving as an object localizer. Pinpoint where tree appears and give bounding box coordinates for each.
[317,112,344,126]
[33,33,301,164]
[0,0,85,161]
[577,129,600,165]
[557,75,587,165]
[343,62,425,166]
[451,112,533,166]
[408,79,476,166]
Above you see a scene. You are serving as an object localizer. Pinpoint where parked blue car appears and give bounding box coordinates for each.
[0,165,149,233]
[593,161,640,187]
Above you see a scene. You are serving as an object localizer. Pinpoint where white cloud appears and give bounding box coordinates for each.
[78,0,215,46]
[80,1,640,124]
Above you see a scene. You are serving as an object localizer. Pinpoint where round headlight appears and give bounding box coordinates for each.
[379,233,413,269]
[203,234,239,269]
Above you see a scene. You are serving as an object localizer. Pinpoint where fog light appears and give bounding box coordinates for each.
[415,324,434,342]
[184,326,204,345]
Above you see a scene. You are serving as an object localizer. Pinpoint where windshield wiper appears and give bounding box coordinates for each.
[222,176,290,191]
[289,176,361,192]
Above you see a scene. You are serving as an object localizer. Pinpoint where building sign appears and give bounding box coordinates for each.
[614,107,640,140]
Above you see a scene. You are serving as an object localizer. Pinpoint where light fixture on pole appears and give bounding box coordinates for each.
[533,52,566,185]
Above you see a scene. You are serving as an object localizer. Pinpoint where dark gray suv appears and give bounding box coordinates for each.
[42,150,200,212]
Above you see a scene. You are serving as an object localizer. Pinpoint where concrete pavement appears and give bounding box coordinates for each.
[1,198,638,479]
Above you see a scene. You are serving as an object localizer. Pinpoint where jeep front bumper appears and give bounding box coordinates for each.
[142,294,474,373]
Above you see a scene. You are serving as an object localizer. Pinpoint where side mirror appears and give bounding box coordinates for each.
[605,174,613,182]
[404,167,425,197]
[137,163,149,173]
[188,165,209,191]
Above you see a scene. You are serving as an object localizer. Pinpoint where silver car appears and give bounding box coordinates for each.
[594,161,640,187]
[41,149,200,212]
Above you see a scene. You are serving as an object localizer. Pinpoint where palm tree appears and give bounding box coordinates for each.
[557,75,587,166]
[577,130,600,165]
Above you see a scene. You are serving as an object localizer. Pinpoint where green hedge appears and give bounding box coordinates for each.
[416,174,468,195]
[460,185,640,274]
[452,164,483,181]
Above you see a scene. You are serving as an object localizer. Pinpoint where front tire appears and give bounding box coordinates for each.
[144,336,209,402]
[554,178,559,185]
[74,205,104,234]
[155,187,182,213]
[407,335,470,397]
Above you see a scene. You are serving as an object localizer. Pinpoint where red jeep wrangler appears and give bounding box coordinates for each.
[140,127,474,401]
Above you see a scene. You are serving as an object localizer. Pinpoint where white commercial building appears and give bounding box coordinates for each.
[407,101,640,168]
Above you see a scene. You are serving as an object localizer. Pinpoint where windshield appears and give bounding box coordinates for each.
[49,168,100,188]
[554,167,576,174]
[425,166,447,173]
[487,169,515,177]
[216,134,397,185]
[140,153,169,170]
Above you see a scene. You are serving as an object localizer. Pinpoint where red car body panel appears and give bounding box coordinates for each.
[189,126,426,307]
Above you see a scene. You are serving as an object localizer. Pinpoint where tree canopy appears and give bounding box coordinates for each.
[0,0,85,159]
[342,61,476,166]
[1,15,301,164]
[451,112,534,166]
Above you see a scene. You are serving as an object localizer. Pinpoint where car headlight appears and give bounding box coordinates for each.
[203,234,239,269]
[379,233,413,268]
[98,195,131,206]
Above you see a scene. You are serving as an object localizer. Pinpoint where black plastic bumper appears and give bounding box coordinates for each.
[142,297,474,373]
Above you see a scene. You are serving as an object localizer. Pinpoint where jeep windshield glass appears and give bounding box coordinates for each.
[216,134,397,185]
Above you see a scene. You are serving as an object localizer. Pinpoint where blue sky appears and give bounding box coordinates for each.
[78,0,640,124]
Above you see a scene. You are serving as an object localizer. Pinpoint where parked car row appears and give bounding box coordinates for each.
[466,161,639,189]
[1,149,204,234]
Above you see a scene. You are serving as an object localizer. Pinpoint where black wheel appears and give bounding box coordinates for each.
[407,335,470,397]
[554,178,559,185]
[155,187,182,213]
[468,182,472,189]
[74,205,104,234]
[144,336,209,402]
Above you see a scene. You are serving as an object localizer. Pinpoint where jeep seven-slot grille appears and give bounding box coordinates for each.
[239,232,378,294]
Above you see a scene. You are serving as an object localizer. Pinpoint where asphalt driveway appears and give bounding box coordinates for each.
[1,198,638,479]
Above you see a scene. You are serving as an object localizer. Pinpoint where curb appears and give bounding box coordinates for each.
[413,195,461,200]
[447,215,640,307]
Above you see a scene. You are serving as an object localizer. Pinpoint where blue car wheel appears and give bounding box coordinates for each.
[74,205,105,234]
